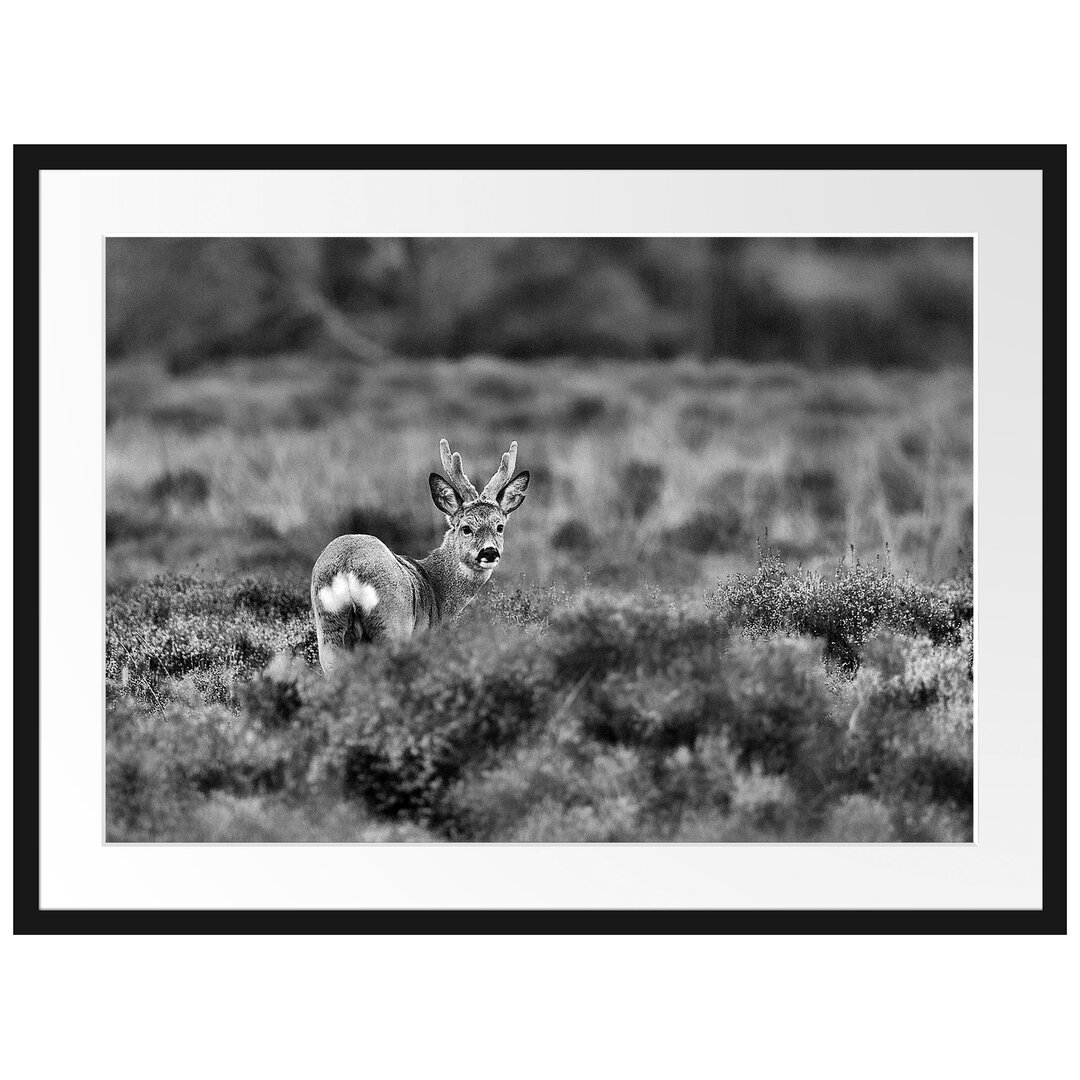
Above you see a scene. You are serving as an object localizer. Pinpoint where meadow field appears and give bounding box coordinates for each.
[106,354,974,842]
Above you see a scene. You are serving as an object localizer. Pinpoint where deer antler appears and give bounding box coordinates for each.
[439,439,479,501]
[481,441,518,501]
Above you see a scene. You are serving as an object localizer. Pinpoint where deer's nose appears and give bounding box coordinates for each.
[477,546,500,565]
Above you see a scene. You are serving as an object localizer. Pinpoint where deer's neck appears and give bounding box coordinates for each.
[418,544,492,623]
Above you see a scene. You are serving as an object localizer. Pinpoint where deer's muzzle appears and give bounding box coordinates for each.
[477,546,500,567]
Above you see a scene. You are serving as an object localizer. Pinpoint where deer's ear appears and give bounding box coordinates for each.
[429,474,461,517]
[497,470,530,514]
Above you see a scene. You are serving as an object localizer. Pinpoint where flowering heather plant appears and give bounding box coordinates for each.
[711,542,972,671]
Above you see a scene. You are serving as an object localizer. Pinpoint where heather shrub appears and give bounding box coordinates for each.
[105,564,974,843]
[842,630,973,813]
[716,770,805,840]
[878,444,925,514]
[563,393,612,427]
[231,577,312,621]
[721,635,844,796]
[482,581,572,630]
[712,545,972,670]
[107,691,303,837]
[451,741,651,841]
[620,459,665,520]
[333,505,441,552]
[824,795,897,842]
[301,617,549,822]
[153,795,436,843]
[644,737,736,816]
[671,769,808,841]
[106,574,317,706]
[588,670,718,749]
[544,595,726,683]
[550,519,595,554]
[663,508,746,554]
[147,467,211,506]
[540,597,731,749]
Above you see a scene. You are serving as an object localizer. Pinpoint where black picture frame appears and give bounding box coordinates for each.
[13,144,1066,934]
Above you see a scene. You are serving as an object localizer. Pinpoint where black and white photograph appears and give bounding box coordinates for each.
[105,234,975,844]
[7,0,1074,1068]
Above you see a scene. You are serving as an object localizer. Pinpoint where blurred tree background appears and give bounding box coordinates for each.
[106,237,973,370]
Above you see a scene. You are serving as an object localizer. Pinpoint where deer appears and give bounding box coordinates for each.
[310,439,530,675]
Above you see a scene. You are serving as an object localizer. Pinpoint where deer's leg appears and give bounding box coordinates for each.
[353,592,415,644]
[317,634,353,676]
[313,605,358,676]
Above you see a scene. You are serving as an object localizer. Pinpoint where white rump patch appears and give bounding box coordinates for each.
[318,572,378,614]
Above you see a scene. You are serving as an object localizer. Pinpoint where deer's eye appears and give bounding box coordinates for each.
[461,525,472,535]
[496,523,504,533]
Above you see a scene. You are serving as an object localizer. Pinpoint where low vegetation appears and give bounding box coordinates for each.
[107,558,973,842]
[714,543,973,671]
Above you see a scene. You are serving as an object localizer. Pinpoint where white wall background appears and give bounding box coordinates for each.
[2,3,1076,1078]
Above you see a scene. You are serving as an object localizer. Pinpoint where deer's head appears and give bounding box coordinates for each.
[429,439,530,576]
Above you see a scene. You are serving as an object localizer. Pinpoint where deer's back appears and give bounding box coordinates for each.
[311,533,435,641]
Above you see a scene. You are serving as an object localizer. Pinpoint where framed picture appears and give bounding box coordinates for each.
[15,145,1064,932]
